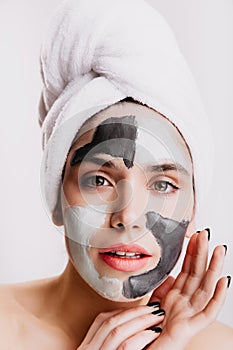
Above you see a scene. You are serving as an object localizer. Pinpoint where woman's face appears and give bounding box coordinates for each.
[60,101,194,301]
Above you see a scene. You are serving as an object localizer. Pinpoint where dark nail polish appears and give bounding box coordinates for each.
[150,326,162,333]
[196,230,200,233]
[204,228,211,241]
[227,276,231,288]
[223,245,227,255]
[147,301,160,308]
[152,309,165,316]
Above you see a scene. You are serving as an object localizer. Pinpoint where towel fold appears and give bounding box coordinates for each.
[39,0,214,222]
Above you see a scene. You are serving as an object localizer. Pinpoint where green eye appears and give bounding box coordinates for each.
[152,180,179,193]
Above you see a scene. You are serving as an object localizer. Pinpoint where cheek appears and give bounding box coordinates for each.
[175,181,194,220]
[61,174,90,208]
[122,211,190,299]
[63,205,108,246]
[67,238,124,301]
[146,186,193,224]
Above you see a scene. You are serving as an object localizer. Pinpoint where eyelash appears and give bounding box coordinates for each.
[80,175,180,194]
[149,180,179,194]
[80,175,111,188]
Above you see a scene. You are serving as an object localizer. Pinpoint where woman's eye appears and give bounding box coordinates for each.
[152,180,179,193]
[81,175,111,188]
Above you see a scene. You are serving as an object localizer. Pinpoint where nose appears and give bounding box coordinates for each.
[110,178,148,231]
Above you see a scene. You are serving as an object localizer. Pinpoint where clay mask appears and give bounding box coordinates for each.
[123,212,189,298]
[62,106,193,301]
[70,115,137,169]
[65,210,189,300]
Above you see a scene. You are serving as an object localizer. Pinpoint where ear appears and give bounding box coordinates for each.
[52,187,64,226]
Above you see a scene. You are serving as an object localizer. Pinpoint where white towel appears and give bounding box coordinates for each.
[38,0,214,223]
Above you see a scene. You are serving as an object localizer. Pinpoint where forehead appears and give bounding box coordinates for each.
[69,102,192,170]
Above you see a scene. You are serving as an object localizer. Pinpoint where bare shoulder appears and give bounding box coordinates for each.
[186,321,233,350]
[0,279,73,350]
[0,281,39,344]
[0,284,15,340]
[0,283,19,326]
[0,277,54,314]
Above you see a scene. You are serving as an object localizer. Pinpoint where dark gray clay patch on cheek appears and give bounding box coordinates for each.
[70,115,138,169]
[123,212,189,299]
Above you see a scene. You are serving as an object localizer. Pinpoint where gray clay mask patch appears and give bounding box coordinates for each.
[123,211,189,299]
[70,115,138,169]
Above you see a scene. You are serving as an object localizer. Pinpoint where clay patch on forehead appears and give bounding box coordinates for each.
[123,212,189,299]
[70,115,138,169]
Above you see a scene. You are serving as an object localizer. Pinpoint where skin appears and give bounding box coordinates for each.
[0,101,232,349]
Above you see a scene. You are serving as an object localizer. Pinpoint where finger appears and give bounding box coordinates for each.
[81,309,123,345]
[149,276,175,303]
[180,230,209,296]
[190,245,226,309]
[172,233,198,291]
[116,328,161,350]
[190,276,229,333]
[82,306,162,350]
[87,306,163,349]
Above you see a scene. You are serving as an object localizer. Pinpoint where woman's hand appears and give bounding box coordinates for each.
[147,229,230,350]
[77,304,164,350]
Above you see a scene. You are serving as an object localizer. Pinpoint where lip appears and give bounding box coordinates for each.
[99,243,152,272]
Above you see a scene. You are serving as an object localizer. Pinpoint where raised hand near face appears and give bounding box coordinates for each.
[147,230,230,350]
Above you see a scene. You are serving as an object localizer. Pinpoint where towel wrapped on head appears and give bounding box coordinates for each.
[38,0,214,222]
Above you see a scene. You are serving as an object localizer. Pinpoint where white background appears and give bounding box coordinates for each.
[0,0,232,327]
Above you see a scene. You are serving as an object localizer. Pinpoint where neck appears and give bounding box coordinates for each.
[53,260,150,344]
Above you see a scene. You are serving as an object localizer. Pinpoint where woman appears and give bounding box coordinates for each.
[0,98,232,349]
[0,0,232,348]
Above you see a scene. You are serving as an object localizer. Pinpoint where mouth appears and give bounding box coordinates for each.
[99,244,152,272]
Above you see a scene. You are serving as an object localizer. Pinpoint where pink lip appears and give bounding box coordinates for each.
[99,243,152,272]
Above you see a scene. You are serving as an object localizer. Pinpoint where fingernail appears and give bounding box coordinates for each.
[152,309,165,316]
[204,228,211,241]
[147,301,160,308]
[227,276,231,288]
[150,326,162,333]
[223,245,227,255]
[196,230,200,233]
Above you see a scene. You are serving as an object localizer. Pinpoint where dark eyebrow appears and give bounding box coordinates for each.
[81,155,121,170]
[71,151,190,176]
[147,163,190,176]
[71,152,123,170]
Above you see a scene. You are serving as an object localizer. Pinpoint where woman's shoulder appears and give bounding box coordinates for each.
[0,277,55,316]
[0,282,24,330]
[0,282,35,347]
[0,279,73,349]
[0,280,49,338]
[0,284,15,335]
[186,321,233,350]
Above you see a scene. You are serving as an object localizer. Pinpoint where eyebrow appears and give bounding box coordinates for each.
[71,153,124,171]
[71,153,190,176]
[146,163,190,176]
